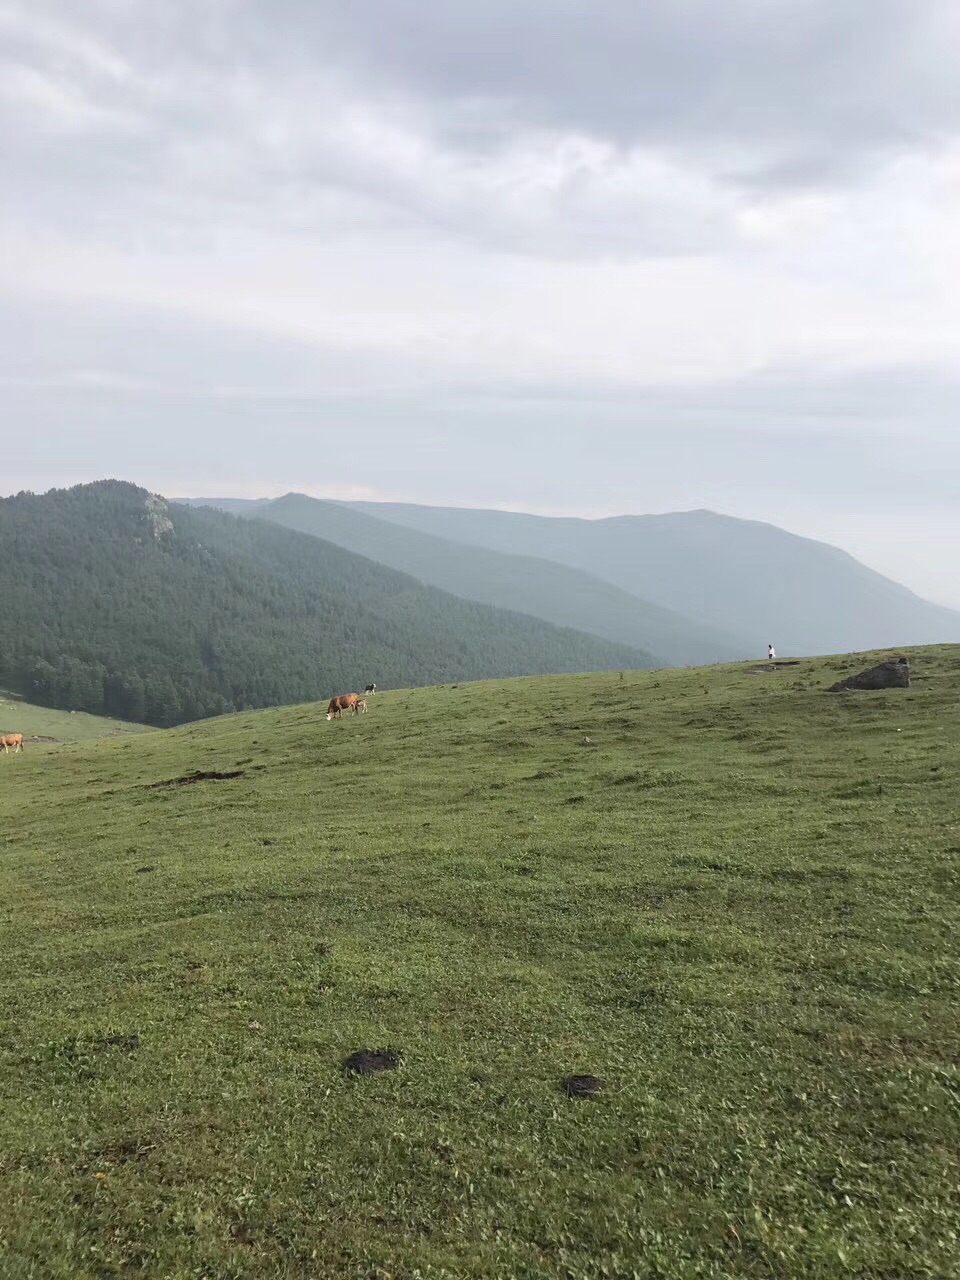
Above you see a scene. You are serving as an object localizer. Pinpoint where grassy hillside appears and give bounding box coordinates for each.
[1,648,958,1278]
[253,493,748,665]
[0,481,654,726]
[351,501,960,656]
[0,690,152,742]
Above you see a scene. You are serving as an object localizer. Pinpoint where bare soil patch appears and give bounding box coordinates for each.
[563,1074,605,1099]
[148,769,245,789]
[343,1049,401,1076]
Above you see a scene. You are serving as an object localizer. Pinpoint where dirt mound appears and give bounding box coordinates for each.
[148,769,245,789]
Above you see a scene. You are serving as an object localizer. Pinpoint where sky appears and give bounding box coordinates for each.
[2,0,959,607]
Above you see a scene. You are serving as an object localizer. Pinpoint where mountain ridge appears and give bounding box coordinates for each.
[246,492,750,665]
[344,500,960,654]
[0,481,656,725]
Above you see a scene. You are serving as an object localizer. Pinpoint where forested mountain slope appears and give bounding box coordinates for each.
[250,493,749,665]
[0,482,654,725]
[178,497,270,516]
[349,502,960,655]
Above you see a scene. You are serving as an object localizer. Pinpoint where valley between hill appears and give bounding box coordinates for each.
[0,649,957,1278]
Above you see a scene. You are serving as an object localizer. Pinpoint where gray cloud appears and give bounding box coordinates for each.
[6,0,959,264]
[230,0,960,182]
[2,2,958,606]
[0,10,738,258]
[4,287,959,501]
[6,319,960,605]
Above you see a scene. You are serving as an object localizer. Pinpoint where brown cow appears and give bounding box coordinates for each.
[326,694,360,721]
[354,698,368,714]
[0,734,24,754]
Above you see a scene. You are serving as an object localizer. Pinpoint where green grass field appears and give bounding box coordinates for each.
[0,692,152,743]
[1,649,958,1279]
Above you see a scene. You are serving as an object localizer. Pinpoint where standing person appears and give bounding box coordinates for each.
[768,643,776,661]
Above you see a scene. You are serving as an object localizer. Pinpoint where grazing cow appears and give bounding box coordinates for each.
[354,699,368,714]
[364,683,377,695]
[0,734,24,754]
[326,694,360,720]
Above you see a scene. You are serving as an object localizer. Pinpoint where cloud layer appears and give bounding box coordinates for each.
[2,1,959,605]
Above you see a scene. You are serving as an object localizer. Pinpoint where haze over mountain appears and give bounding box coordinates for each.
[0,482,654,725]
[344,502,960,657]
[179,494,960,660]
[236,493,750,666]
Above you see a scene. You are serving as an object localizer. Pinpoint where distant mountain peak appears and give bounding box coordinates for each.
[342,498,960,654]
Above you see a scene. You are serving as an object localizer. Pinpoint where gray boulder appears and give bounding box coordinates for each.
[828,656,910,692]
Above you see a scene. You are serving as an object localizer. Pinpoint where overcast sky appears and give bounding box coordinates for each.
[2,0,959,606]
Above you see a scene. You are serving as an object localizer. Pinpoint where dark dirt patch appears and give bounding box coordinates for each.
[769,867,851,883]
[43,1033,141,1065]
[343,1048,401,1075]
[99,1139,154,1165]
[564,795,586,805]
[95,1033,141,1054]
[748,661,802,675]
[148,769,245,789]
[135,865,155,874]
[74,1138,154,1174]
[617,988,664,1010]
[563,1074,605,1099]
[525,769,559,781]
